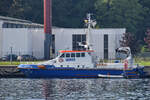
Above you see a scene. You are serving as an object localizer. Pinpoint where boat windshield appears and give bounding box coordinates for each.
[60,53,65,58]
[116,47,130,59]
[59,52,86,58]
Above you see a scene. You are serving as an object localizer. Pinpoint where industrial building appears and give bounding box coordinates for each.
[0,16,125,60]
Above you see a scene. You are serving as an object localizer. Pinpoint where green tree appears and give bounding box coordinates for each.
[144,29,150,51]
[22,0,43,24]
[120,32,141,55]
[138,0,150,41]
[0,0,96,26]
[0,0,13,16]
[8,0,25,18]
[0,0,43,23]
[52,0,96,28]
[95,0,144,33]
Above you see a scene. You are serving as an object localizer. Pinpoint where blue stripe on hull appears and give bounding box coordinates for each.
[19,68,124,78]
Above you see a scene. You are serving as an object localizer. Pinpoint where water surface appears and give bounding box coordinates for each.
[0,78,150,100]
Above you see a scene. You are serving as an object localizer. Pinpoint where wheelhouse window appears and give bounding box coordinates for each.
[66,53,70,57]
[71,53,75,57]
[60,53,65,58]
[81,53,85,57]
[76,53,80,57]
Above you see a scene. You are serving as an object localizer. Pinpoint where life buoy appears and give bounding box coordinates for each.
[59,58,64,63]
[124,60,128,70]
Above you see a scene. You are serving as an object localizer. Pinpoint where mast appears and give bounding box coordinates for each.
[86,13,91,50]
[85,13,96,50]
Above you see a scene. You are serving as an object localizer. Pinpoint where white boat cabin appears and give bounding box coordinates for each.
[40,47,135,70]
[50,50,95,68]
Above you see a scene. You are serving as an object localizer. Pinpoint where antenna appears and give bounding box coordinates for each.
[84,13,96,50]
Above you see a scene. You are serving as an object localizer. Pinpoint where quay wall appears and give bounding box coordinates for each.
[0,65,25,78]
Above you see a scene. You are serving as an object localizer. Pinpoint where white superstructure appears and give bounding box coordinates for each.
[42,50,94,68]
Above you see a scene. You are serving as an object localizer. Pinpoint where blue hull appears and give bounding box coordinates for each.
[19,68,125,78]
[18,64,145,78]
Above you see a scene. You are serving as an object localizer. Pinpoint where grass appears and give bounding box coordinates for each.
[0,59,150,66]
[134,57,150,66]
[137,61,150,66]
[0,61,41,66]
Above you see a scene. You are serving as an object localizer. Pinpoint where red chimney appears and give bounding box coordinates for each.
[44,0,52,60]
[44,0,52,34]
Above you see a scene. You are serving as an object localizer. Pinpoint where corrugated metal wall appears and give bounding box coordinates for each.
[0,27,125,59]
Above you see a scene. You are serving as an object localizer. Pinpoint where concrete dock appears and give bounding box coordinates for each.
[0,65,25,78]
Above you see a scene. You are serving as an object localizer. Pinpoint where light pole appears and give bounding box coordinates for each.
[10,46,13,63]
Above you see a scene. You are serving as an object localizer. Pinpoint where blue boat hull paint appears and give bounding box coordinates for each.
[19,68,125,78]
[123,67,147,78]
[18,64,137,78]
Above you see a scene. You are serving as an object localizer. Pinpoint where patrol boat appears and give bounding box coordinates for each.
[17,47,146,78]
[18,14,146,78]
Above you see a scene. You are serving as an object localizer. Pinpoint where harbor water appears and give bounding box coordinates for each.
[0,78,150,100]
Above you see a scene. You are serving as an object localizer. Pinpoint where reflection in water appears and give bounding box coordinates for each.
[0,78,150,100]
[42,79,95,100]
[42,79,150,100]
[0,79,44,100]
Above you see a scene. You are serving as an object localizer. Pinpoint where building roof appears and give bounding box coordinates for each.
[0,16,31,23]
[0,16,43,27]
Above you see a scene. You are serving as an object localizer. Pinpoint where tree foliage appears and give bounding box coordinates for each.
[0,0,150,51]
[52,0,96,28]
[0,0,13,16]
[0,0,43,23]
[95,0,144,33]
[144,29,150,51]
[120,32,140,55]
